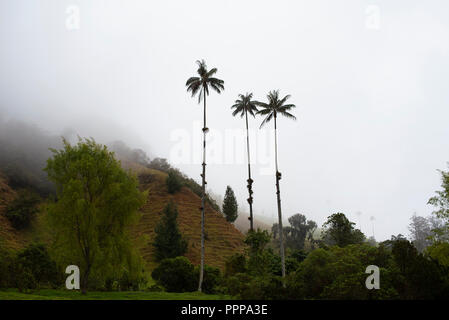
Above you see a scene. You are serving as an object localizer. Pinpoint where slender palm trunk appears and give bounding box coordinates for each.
[274,113,286,285]
[245,109,254,232]
[198,93,206,292]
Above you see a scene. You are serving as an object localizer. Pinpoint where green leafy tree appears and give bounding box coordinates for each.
[222,186,238,223]
[273,213,317,251]
[428,164,449,238]
[186,59,224,292]
[166,170,182,194]
[6,190,40,229]
[244,229,272,276]
[44,138,146,293]
[408,214,432,252]
[289,244,398,299]
[426,242,449,267]
[153,201,187,261]
[231,93,259,230]
[256,90,296,282]
[245,229,271,255]
[390,239,449,299]
[322,213,366,247]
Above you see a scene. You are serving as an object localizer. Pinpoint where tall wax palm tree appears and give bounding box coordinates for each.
[185,59,224,292]
[256,90,296,282]
[231,93,259,231]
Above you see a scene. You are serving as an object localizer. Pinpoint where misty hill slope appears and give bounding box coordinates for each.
[0,174,27,250]
[123,161,246,271]
[0,159,246,271]
[234,213,272,233]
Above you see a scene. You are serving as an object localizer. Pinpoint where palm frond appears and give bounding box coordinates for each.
[186,77,199,86]
[206,68,217,77]
[187,82,201,97]
[256,107,273,115]
[210,81,224,94]
[232,107,243,117]
[259,112,274,128]
[279,94,291,106]
[279,110,297,120]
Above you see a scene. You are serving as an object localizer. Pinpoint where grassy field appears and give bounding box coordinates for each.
[0,289,233,300]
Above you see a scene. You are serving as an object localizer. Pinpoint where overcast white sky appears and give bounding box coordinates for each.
[1,0,449,240]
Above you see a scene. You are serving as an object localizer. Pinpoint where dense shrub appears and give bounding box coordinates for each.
[224,253,247,277]
[194,265,221,294]
[15,243,60,290]
[0,245,16,288]
[222,273,287,300]
[166,170,183,194]
[241,275,287,300]
[221,273,252,297]
[151,257,196,292]
[5,190,40,229]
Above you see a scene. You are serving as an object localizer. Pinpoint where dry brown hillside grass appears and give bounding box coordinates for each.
[124,161,246,272]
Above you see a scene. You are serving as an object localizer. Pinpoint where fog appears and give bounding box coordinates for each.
[1,1,449,240]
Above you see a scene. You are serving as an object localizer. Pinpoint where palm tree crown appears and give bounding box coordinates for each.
[186,60,224,103]
[231,93,259,118]
[256,90,296,128]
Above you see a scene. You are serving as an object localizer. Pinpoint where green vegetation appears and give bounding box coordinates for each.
[153,201,187,261]
[44,138,147,293]
[272,213,317,251]
[217,214,449,300]
[166,170,182,194]
[222,186,238,223]
[148,157,220,211]
[14,243,60,292]
[0,245,16,289]
[322,213,365,247]
[152,256,197,292]
[0,289,231,300]
[0,243,59,291]
[5,190,40,229]
[151,256,222,295]
[428,163,449,239]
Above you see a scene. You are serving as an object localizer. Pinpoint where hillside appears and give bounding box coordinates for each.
[0,158,246,272]
[123,161,246,271]
[0,174,27,250]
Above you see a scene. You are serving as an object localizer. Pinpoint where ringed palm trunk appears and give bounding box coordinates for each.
[198,92,207,292]
[274,112,286,284]
[245,109,254,231]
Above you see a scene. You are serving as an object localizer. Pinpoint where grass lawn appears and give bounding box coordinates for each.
[0,289,233,300]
